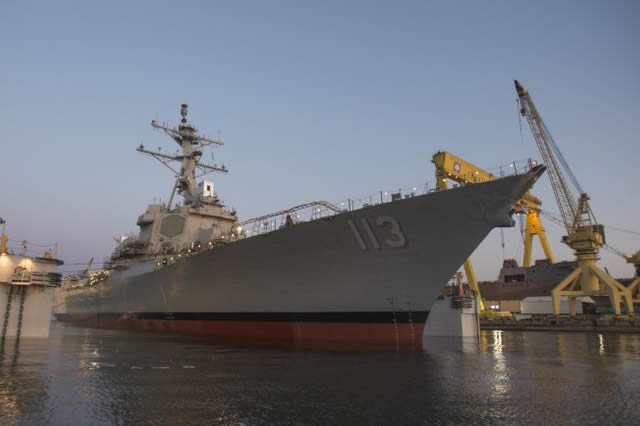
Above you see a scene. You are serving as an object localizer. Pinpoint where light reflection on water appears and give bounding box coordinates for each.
[1,323,640,425]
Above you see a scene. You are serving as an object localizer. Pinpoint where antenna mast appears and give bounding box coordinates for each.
[137,104,228,209]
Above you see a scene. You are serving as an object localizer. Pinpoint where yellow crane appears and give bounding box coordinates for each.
[543,209,639,302]
[630,251,640,302]
[515,80,634,315]
[602,244,640,302]
[432,151,555,267]
[432,151,555,311]
[0,217,7,255]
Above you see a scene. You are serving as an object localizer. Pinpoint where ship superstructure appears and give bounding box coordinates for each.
[55,105,545,350]
[107,104,243,269]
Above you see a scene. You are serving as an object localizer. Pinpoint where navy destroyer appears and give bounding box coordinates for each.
[54,104,545,349]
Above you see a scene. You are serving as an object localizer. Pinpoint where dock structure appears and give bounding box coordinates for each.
[1,226,63,339]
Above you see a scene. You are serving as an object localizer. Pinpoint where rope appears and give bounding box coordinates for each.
[7,238,55,248]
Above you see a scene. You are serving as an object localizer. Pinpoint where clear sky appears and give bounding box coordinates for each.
[1,0,638,279]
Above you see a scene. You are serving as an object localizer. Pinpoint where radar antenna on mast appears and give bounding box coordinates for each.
[180,103,188,123]
[137,104,228,209]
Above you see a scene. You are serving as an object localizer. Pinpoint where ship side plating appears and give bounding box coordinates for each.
[54,104,545,349]
[56,174,543,348]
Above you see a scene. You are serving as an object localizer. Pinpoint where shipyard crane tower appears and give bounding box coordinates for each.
[630,251,640,301]
[602,245,640,303]
[515,80,634,315]
[542,209,640,302]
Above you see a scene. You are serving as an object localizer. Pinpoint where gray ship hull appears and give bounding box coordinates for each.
[55,167,543,349]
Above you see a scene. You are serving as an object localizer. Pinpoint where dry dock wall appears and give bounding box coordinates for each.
[0,285,55,338]
[482,315,640,332]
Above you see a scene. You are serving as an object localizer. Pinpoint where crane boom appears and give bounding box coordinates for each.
[515,80,579,232]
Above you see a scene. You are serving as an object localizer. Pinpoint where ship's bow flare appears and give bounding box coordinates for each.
[482,164,546,228]
[512,164,546,202]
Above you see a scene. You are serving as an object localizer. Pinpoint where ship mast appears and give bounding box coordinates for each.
[137,104,228,208]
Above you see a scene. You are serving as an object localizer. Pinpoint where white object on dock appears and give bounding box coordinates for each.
[423,296,481,338]
[0,253,63,338]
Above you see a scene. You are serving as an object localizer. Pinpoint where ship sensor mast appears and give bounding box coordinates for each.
[137,104,228,208]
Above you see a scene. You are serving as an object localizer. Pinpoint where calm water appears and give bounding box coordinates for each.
[1,323,640,425]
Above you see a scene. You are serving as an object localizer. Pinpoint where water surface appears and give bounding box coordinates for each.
[1,323,639,425]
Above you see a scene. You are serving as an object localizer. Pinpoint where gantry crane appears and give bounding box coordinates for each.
[602,246,640,301]
[542,209,640,301]
[432,151,555,311]
[629,251,640,301]
[515,80,634,315]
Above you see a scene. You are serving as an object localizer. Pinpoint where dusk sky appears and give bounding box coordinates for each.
[1,0,638,279]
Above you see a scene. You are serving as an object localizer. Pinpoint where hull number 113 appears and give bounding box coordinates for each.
[348,216,407,250]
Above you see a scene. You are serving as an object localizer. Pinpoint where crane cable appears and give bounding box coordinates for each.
[541,209,640,236]
[541,209,638,260]
[541,120,584,196]
[604,225,640,237]
[517,99,524,144]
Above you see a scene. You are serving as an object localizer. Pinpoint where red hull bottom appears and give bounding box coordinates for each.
[64,319,426,352]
